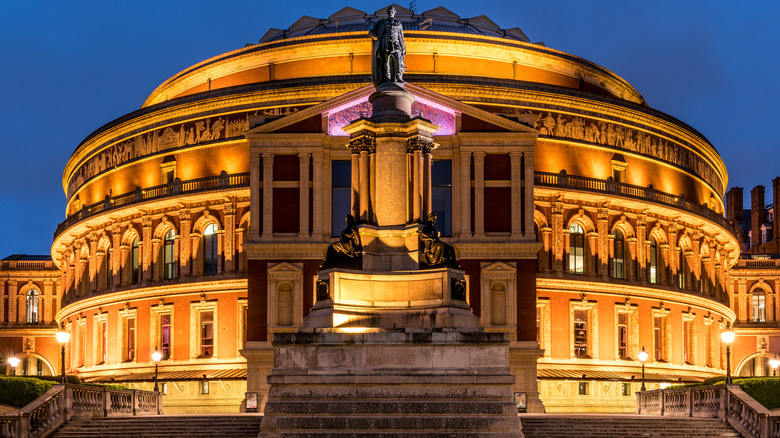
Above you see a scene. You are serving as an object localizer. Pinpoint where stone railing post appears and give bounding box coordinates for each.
[719,385,726,421]
[158,391,163,415]
[65,384,73,423]
[687,387,693,417]
[103,387,109,417]
[132,390,139,416]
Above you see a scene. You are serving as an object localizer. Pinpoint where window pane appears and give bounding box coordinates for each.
[331,160,352,237]
[432,160,452,236]
[573,309,588,357]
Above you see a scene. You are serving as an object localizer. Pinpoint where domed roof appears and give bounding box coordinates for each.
[258,4,530,44]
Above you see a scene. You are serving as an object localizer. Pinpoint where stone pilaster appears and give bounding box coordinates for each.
[510,152,523,238]
[249,152,261,237]
[262,153,274,238]
[179,209,191,276]
[473,151,485,237]
[298,153,310,236]
[224,203,236,272]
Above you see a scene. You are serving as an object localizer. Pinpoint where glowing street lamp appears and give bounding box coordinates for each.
[720,322,735,384]
[638,346,649,391]
[7,356,20,376]
[152,346,162,392]
[770,354,780,377]
[56,322,71,384]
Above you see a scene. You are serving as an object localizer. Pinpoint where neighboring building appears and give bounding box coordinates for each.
[19,4,771,414]
[726,182,780,378]
[0,255,61,376]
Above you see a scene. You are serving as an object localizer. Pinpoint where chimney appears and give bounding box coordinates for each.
[751,185,765,248]
[726,187,743,225]
[774,177,780,242]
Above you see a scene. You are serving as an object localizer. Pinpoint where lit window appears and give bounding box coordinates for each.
[617,313,628,359]
[653,316,667,362]
[203,224,219,276]
[578,382,588,395]
[612,230,625,279]
[621,383,630,396]
[126,317,136,362]
[705,323,713,367]
[648,238,658,284]
[568,224,585,274]
[331,160,351,237]
[96,320,107,364]
[200,311,214,357]
[752,290,767,322]
[432,160,452,237]
[161,314,172,360]
[201,381,210,394]
[25,290,40,323]
[163,230,176,280]
[683,319,694,364]
[131,238,140,284]
[573,309,588,358]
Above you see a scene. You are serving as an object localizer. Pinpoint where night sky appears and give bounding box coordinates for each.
[0,0,777,257]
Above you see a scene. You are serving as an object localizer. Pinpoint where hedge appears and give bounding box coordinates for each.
[734,377,780,410]
[0,377,54,408]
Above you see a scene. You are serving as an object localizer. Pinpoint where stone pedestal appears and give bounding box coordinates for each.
[259,329,523,437]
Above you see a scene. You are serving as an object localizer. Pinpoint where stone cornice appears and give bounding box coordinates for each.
[56,278,247,322]
[536,276,735,320]
[245,242,329,259]
[455,241,541,259]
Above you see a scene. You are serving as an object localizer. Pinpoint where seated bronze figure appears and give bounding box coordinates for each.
[419,213,459,269]
[321,214,363,269]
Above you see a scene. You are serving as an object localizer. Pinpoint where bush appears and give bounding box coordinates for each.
[0,377,54,407]
[734,377,780,410]
[701,376,726,386]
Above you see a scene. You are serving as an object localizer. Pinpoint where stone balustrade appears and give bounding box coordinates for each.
[0,384,162,438]
[637,384,780,438]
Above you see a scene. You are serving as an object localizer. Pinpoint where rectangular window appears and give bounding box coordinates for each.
[648,244,658,284]
[752,292,767,322]
[573,309,588,358]
[331,160,351,237]
[432,160,452,237]
[617,313,628,359]
[96,321,107,364]
[578,382,588,395]
[78,323,86,367]
[131,241,140,284]
[201,381,210,395]
[162,382,168,395]
[621,383,630,396]
[106,251,112,289]
[161,314,171,360]
[201,311,214,357]
[705,323,713,367]
[126,317,136,362]
[683,320,692,364]
[653,317,662,361]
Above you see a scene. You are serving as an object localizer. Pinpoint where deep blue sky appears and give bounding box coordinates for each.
[0,1,777,257]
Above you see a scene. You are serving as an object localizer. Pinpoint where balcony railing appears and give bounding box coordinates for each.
[54,171,249,240]
[637,384,780,438]
[0,261,56,271]
[535,170,735,235]
[0,383,161,438]
[737,259,780,269]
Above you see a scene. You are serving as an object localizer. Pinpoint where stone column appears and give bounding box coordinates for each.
[350,148,360,220]
[627,238,637,281]
[142,216,153,283]
[224,203,236,272]
[0,281,5,325]
[412,147,422,222]
[249,153,261,237]
[423,145,433,220]
[359,149,370,222]
[89,234,98,293]
[235,227,246,271]
[737,279,748,322]
[669,227,679,287]
[587,233,598,276]
[597,209,610,279]
[43,280,54,323]
[111,224,122,288]
[262,153,274,238]
[460,151,471,237]
[636,216,647,281]
[8,280,17,323]
[216,232,224,274]
[659,244,670,286]
[473,152,485,236]
[179,210,191,276]
[541,228,552,272]
[551,203,564,273]
[311,152,324,239]
[510,152,523,238]
[299,153,310,236]
[523,151,535,237]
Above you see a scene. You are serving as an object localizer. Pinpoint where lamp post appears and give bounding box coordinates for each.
[56,322,71,384]
[152,346,162,392]
[7,356,20,376]
[638,345,649,391]
[770,354,780,377]
[720,322,735,384]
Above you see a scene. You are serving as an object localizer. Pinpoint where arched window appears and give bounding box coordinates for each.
[752,289,767,322]
[612,230,625,279]
[163,230,176,280]
[203,224,219,276]
[648,238,658,284]
[131,238,140,284]
[26,290,40,324]
[678,250,689,290]
[568,223,585,274]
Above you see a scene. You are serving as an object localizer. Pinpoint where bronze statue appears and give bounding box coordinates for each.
[369,5,406,87]
[321,214,363,269]
[419,213,459,269]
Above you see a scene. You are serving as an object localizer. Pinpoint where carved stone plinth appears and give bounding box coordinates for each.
[308,267,475,329]
[368,82,413,123]
[259,330,523,438]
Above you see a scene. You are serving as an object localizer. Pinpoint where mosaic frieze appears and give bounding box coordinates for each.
[67,105,308,198]
[488,106,723,196]
[327,100,456,136]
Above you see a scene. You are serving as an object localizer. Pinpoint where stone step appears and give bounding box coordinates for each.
[50,415,262,438]
[264,400,517,415]
[519,416,741,438]
[261,414,519,431]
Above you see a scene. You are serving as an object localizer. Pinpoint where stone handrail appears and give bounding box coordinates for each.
[636,384,780,438]
[54,171,250,239]
[535,170,736,235]
[0,384,162,438]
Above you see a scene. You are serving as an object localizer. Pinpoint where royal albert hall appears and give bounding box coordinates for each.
[51,5,739,412]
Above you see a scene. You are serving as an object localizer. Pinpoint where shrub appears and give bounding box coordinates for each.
[701,376,726,386]
[734,377,780,410]
[0,377,54,407]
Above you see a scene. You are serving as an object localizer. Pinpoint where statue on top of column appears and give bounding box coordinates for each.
[369,5,406,88]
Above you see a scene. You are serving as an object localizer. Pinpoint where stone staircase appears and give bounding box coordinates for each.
[48,414,263,438]
[519,414,742,438]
